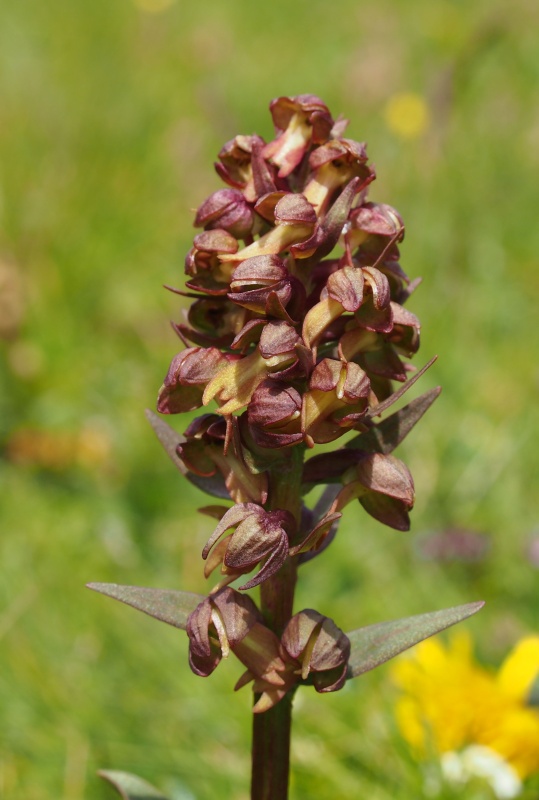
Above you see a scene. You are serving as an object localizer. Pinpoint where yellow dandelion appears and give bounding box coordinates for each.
[384,92,430,140]
[392,633,539,798]
[497,636,539,703]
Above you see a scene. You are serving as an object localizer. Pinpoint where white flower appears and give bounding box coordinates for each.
[441,745,522,799]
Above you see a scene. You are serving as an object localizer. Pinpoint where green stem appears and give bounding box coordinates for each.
[250,449,304,800]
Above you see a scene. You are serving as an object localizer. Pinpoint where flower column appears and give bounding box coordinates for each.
[157,95,421,798]
[90,94,484,800]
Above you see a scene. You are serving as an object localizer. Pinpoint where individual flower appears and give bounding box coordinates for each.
[345,201,404,262]
[246,379,303,449]
[187,586,263,677]
[227,254,294,317]
[186,587,292,710]
[392,633,539,798]
[326,450,415,531]
[202,320,302,415]
[184,229,239,293]
[201,502,296,589]
[219,193,317,264]
[301,357,372,446]
[215,134,271,202]
[280,610,350,693]
[156,347,232,414]
[302,264,390,349]
[338,301,421,389]
[262,94,334,178]
[303,138,375,216]
[194,188,255,240]
[236,609,351,712]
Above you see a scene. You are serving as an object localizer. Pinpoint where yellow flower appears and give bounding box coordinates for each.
[384,92,430,140]
[392,634,539,797]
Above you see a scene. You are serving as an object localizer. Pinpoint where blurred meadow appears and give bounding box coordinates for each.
[1,0,539,798]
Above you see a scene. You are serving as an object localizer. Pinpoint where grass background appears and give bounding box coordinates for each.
[1,0,539,797]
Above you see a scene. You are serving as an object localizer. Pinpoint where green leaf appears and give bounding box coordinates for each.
[145,409,230,499]
[346,601,484,678]
[346,386,441,454]
[87,583,204,630]
[99,770,170,799]
[366,355,438,418]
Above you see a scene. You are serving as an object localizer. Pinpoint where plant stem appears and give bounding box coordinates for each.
[250,449,303,800]
[251,692,293,800]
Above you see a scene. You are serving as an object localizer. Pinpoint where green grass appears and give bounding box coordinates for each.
[1,0,539,797]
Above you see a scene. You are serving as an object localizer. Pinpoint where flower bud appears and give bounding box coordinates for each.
[186,587,263,677]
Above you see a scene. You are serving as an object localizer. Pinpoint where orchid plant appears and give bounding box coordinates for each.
[89,95,483,800]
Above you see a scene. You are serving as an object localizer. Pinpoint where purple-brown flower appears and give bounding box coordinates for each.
[301,358,372,445]
[202,503,296,589]
[281,610,350,693]
[195,188,255,240]
[247,379,303,449]
[157,347,231,414]
[262,94,334,178]
[332,451,415,531]
[202,320,302,415]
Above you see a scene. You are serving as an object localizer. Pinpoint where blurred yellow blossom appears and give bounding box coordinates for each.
[7,424,112,472]
[392,633,539,798]
[384,92,430,140]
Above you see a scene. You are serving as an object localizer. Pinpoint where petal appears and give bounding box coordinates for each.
[327,267,365,312]
[202,503,262,559]
[211,586,263,647]
[238,532,290,590]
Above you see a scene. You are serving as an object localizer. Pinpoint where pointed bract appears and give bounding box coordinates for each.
[346,602,485,678]
[87,583,204,630]
[98,770,170,800]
